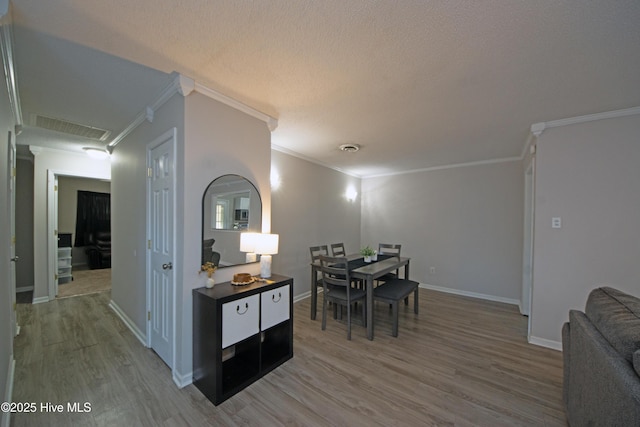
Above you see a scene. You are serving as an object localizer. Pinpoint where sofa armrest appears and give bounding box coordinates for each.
[567,310,640,426]
[562,321,571,412]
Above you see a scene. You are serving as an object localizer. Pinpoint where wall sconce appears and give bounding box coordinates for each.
[345,185,358,202]
[240,232,260,263]
[270,168,281,190]
[254,233,279,278]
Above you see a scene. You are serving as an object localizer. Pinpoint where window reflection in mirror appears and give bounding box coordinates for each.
[202,175,262,268]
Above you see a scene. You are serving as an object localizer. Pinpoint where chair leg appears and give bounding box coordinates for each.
[414,288,419,314]
[361,299,366,327]
[346,301,352,340]
[322,297,327,331]
[392,301,399,337]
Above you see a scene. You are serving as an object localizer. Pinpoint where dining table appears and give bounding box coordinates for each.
[310,253,411,340]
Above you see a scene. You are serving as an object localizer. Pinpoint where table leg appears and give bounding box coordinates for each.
[310,265,317,320]
[367,276,374,340]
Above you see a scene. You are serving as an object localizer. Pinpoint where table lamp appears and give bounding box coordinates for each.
[240,232,259,263]
[254,233,279,278]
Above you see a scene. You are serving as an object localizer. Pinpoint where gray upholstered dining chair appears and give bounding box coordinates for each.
[330,242,346,257]
[319,255,367,340]
[373,278,419,337]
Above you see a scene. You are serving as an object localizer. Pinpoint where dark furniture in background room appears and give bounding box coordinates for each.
[562,287,640,426]
[85,231,111,269]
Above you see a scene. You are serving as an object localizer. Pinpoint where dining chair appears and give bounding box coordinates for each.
[330,242,346,257]
[373,278,419,337]
[319,255,367,340]
[377,243,402,282]
[310,245,329,290]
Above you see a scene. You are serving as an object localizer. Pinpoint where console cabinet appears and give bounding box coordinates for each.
[193,274,293,405]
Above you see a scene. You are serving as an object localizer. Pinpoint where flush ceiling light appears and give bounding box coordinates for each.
[339,143,360,152]
[83,147,110,160]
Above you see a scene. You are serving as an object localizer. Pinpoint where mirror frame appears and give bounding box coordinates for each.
[201,174,262,268]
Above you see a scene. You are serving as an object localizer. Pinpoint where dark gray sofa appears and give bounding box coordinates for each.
[562,287,640,426]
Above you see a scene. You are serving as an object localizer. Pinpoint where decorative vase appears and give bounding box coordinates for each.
[206,277,215,289]
[372,252,378,261]
[364,256,372,263]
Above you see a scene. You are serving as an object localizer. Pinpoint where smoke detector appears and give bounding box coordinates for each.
[339,143,360,152]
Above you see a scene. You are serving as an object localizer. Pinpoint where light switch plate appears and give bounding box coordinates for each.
[552,217,562,229]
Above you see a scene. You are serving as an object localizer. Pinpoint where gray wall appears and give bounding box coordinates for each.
[361,160,524,302]
[15,158,34,289]
[531,114,640,345]
[57,176,110,267]
[111,89,272,383]
[271,150,362,299]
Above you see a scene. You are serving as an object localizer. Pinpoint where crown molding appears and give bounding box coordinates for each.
[530,106,640,138]
[194,81,278,131]
[271,143,362,178]
[108,72,278,152]
[0,4,23,127]
[364,156,522,179]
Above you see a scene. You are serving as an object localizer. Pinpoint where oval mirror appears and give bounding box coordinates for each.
[202,175,262,268]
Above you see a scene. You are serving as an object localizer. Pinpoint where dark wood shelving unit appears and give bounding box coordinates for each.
[193,274,293,405]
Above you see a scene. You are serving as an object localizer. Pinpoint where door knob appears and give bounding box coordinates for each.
[162,262,173,270]
[10,256,19,262]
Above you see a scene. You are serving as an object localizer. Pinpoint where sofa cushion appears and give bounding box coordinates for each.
[585,287,640,364]
[634,350,640,377]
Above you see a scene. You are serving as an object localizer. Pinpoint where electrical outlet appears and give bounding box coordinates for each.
[429,267,436,275]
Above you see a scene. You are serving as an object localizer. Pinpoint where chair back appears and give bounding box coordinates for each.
[310,245,329,263]
[319,255,351,289]
[378,243,401,259]
[330,243,346,257]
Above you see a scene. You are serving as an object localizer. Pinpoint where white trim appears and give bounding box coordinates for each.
[172,370,192,388]
[530,106,640,137]
[419,283,520,306]
[32,296,49,304]
[16,285,33,293]
[0,8,23,127]
[528,335,562,351]
[1,358,15,427]
[109,299,147,347]
[293,289,312,304]
[108,73,278,152]
[520,131,536,160]
[194,82,278,131]
[365,156,522,179]
[271,144,362,178]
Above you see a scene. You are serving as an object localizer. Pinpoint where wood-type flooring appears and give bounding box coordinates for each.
[11,288,566,426]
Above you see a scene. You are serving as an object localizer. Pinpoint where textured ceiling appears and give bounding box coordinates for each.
[10,0,640,176]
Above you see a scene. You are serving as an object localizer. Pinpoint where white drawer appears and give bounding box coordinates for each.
[222,294,259,348]
[261,284,290,330]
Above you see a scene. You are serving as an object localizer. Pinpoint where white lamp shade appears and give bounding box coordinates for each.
[240,232,260,252]
[254,233,279,255]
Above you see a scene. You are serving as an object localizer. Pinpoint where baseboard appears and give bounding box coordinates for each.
[2,357,15,427]
[108,299,147,347]
[528,335,562,351]
[16,285,33,293]
[419,283,520,306]
[32,296,49,304]
[172,369,192,389]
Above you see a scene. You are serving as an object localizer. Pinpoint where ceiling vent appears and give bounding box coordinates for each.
[339,143,360,152]
[31,114,111,141]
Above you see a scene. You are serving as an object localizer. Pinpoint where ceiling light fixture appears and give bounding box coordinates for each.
[339,143,360,152]
[83,147,110,160]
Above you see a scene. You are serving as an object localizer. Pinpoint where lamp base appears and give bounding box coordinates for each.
[260,254,272,278]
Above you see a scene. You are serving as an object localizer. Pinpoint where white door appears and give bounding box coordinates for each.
[47,170,59,298]
[8,131,17,336]
[147,129,176,367]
